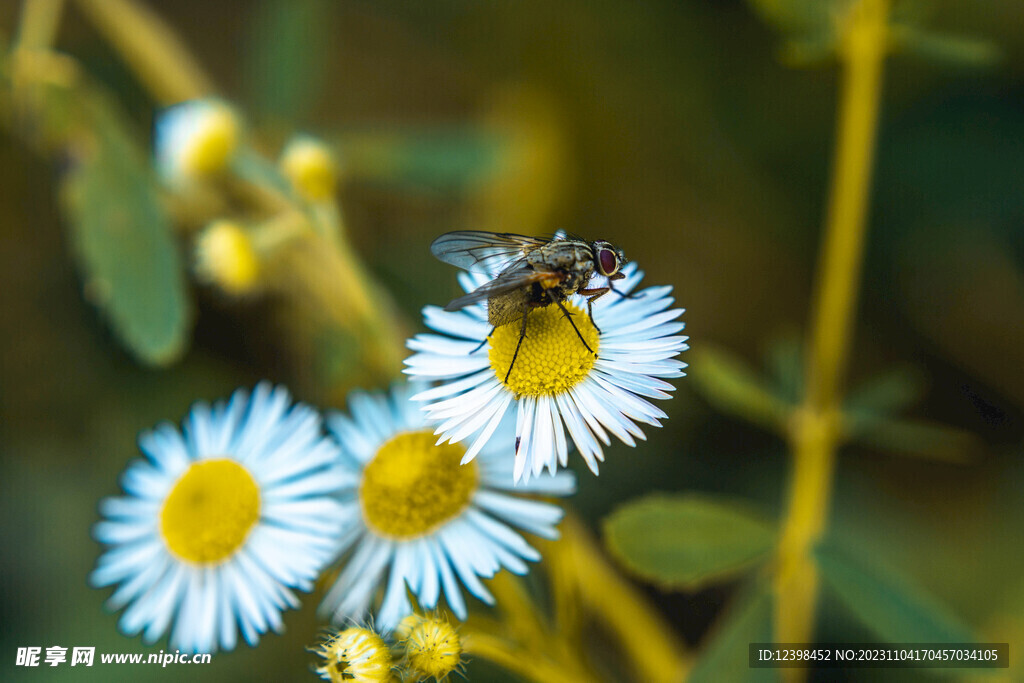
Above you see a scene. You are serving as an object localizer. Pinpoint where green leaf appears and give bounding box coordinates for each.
[845,367,923,416]
[63,95,190,365]
[891,25,999,67]
[846,416,979,464]
[603,493,776,591]
[690,346,792,433]
[816,541,978,644]
[842,369,978,463]
[763,333,803,403]
[746,0,839,37]
[746,0,844,64]
[689,581,777,683]
[779,35,840,67]
[246,0,335,120]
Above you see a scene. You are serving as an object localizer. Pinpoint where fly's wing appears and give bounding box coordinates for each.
[431,231,551,274]
[443,267,563,311]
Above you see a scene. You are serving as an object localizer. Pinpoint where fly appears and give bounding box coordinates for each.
[430,231,629,382]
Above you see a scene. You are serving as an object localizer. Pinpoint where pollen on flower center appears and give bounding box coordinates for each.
[488,302,599,396]
[360,431,478,539]
[160,459,260,564]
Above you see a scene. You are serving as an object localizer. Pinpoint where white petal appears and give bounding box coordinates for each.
[460,391,514,464]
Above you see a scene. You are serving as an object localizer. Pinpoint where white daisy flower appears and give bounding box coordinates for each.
[319,383,574,631]
[90,383,347,653]
[405,262,687,483]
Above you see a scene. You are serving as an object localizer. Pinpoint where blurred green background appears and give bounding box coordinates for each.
[1,0,1023,681]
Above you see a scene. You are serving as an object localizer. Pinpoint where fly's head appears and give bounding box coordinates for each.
[592,240,627,281]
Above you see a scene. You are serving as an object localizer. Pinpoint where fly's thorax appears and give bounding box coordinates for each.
[528,241,593,271]
[526,241,595,296]
[558,269,590,296]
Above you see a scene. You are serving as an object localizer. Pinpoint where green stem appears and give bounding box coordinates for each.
[774,0,889,675]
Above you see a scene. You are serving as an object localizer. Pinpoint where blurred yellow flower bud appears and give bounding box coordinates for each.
[156,99,240,180]
[194,220,260,295]
[280,136,338,201]
[314,627,394,683]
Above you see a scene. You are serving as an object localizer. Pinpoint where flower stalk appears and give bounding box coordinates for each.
[556,515,690,683]
[16,0,65,51]
[461,630,595,683]
[774,0,890,675]
[464,515,689,683]
[74,0,214,104]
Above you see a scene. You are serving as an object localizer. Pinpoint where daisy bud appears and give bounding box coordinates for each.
[194,219,260,295]
[396,614,463,681]
[280,136,338,202]
[155,99,240,181]
[314,627,394,683]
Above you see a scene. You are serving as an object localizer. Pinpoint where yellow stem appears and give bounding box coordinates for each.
[224,156,407,390]
[542,525,583,647]
[16,0,65,50]
[805,0,889,411]
[774,1,889,679]
[74,0,215,105]
[559,515,691,683]
[274,230,408,386]
[487,572,549,653]
[486,571,598,680]
[461,630,597,683]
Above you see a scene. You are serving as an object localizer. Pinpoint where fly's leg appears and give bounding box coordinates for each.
[609,286,640,300]
[578,286,610,335]
[471,327,496,353]
[606,272,639,300]
[504,306,532,383]
[554,297,596,356]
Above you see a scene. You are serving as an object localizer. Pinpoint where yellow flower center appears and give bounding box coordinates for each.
[160,459,260,564]
[488,302,599,396]
[359,431,478,539]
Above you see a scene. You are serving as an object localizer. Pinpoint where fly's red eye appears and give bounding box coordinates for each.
[599,248,618,275]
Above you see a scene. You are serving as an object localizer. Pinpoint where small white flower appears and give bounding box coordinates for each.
[90,383,347,653]
[319,383,574,631]
[405,262,687,483]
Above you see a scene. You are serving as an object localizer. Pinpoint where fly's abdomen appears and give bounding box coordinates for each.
[487,288,531,327]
